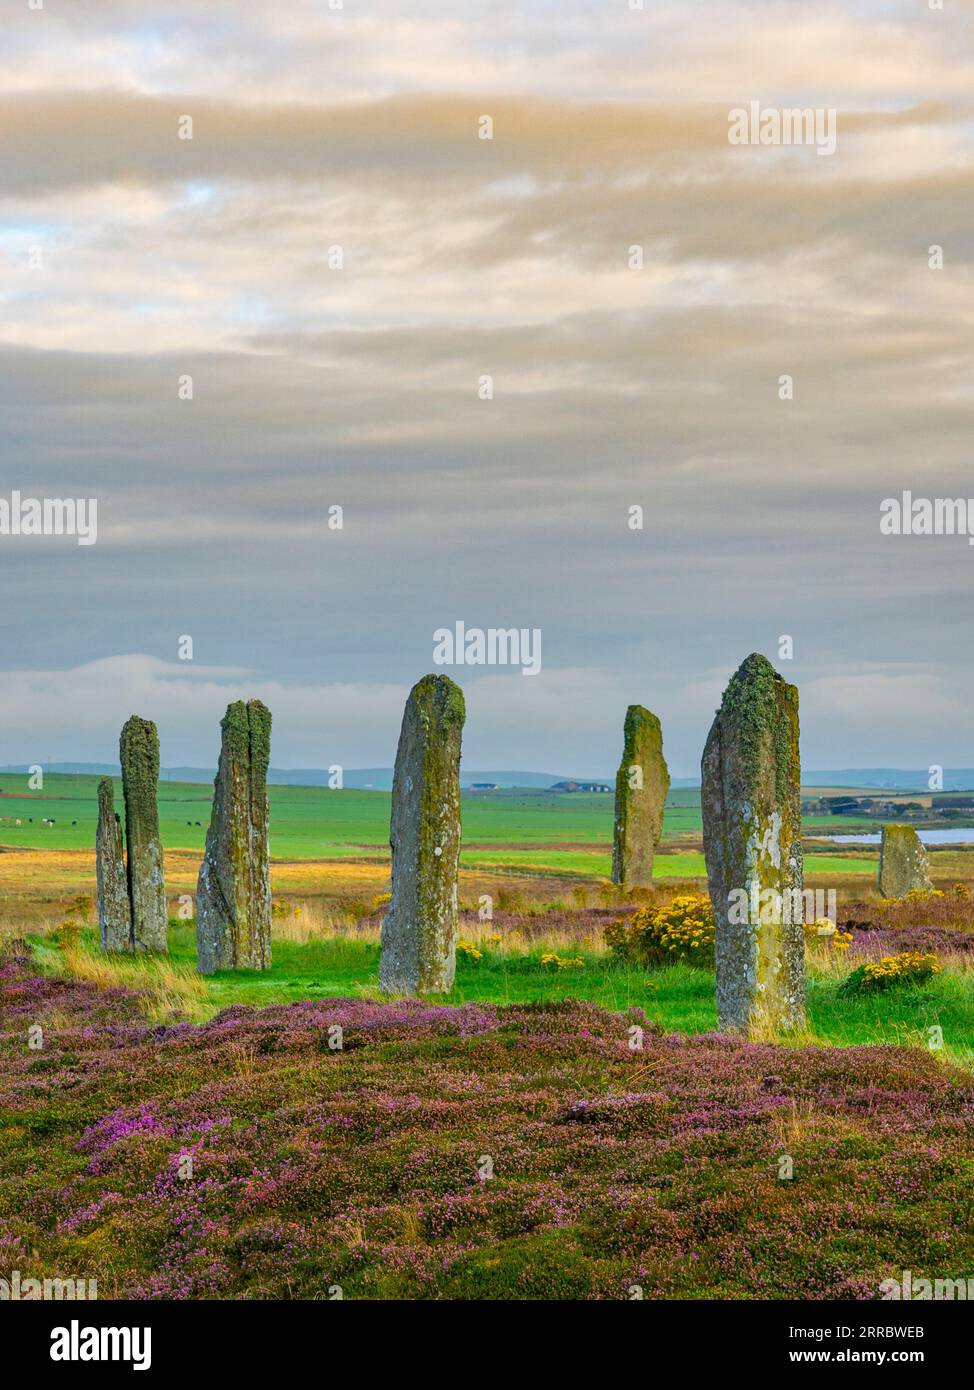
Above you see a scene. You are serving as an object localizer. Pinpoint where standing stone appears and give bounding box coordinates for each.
[701,653,805,1035]
[380,674,465,995]
[611,704,669,888]
[196,700,272,974]
[96,777,131,951]
[878,824,932,898]
[120,716,168,952]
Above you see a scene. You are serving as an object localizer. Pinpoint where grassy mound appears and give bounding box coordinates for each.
[3,941,974,1299]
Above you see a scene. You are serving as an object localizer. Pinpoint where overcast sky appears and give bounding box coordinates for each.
[1,0,972,776]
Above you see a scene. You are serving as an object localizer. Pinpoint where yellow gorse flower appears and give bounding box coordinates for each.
[607,893,716,966]
[540,951,584,971]
[860,951,940,987]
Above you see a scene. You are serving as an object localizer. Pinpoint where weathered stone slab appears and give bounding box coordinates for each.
[120,715,168,953]
[701,653,805,1035]
[611,704,669,888]
[96,777,131,951]
[878,824,932,898]
[196,700,273,974]
[380,674,465,995]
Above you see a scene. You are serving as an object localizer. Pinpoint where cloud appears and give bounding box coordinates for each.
[1,4,972,770]
[0,655,647,774]
[2,2,972,108]
[0,656,410,769]
[0,654,971,779]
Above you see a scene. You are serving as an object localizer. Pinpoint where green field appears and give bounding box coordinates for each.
[0,775,656,856]
[0,773,891,880]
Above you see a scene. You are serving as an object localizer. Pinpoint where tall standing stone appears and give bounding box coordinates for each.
[120,716,168,953]
[196,700,272,974]
[701,653,805,1035]
[96,777,131,951]
[878,824,932,897]
[380,674,465,995]
[611,704,669,888]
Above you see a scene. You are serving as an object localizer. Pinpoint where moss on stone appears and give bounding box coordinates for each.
[119,715,167,953]
[96,776,114,820]
[120,715,160,803]
[246,699,272,801]
[196,700,273,973]
[719,653,800,845]
[878,823,932,897]
[381,674,465,994]
[612,704,669,888]
[95,776,131,952]
[414,672,466,730]
[701,654,804,1036]
[220,701,250,764]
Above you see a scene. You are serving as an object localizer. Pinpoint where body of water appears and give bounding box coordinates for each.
[825,830,974,846]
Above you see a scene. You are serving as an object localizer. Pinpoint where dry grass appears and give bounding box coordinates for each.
[332,1218,366,1248]
[60,940,210,1024]
[842,886,974,932]
[271,900,365,943]
[0,844,645,931]
[770,1097,819,1146]
[0,848,201,932]
[269,896,624,956]
[227,1040,258,1079]
[804,940,859,981]
[397,1207,423,1245]
[456,916,610,955]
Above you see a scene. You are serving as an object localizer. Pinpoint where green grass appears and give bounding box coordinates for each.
[459,848,877,877]
[2,776,635,857]
[31,926,974,1065]
[0,773,881,878]
[805,970,973,1059]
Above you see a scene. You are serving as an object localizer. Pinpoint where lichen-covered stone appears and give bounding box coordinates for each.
[119,716,167,953]
[380,674,465,995]
[701,653,805,1036]
[878,824,932,898]
[96,777,131,952]
[196,700,273,974]
[611,704,669,888]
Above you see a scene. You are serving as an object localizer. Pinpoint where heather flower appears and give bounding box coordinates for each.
[2,939,974,1301]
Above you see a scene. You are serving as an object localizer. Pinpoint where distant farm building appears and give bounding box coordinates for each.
[551,780,612,793]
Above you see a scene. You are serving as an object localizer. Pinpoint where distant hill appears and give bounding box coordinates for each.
[2,765,972,792]
[0,764,580,791]
[801,770,974,791]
